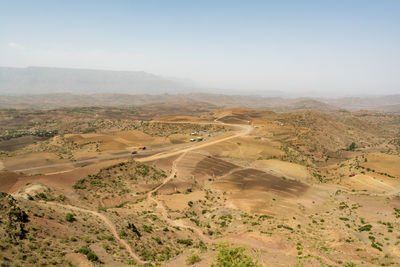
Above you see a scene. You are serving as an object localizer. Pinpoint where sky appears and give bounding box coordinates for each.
[1,0,400,96]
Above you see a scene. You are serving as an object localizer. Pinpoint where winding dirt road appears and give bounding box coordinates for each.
[41,201,147,265]
[16,121,252,264]
[146,152,212,244]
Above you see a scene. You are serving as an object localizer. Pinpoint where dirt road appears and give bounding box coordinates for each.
[146,152,212,243]
[40,201,147,265]
[11,121,252,264]
[138,122,251,163]
[11,121,251,172]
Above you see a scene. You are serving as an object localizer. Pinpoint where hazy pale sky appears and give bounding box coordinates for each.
[1,0,400,95]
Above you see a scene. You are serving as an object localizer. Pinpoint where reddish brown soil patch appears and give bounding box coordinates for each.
[0,171,22,192]
[214,168,308,197]
[218,115,248,124]
[194,155,238,177]
[0,136,49,151]
[176,152,238,181]
[147,154,181,171]
[5,159,124,193]
[30,216,72,239]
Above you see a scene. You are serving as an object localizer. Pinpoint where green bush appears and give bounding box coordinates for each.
[73,178,86,189]
[65,213,75,222]
[78,246,99,262]
[212,243,260,267]
[120,230,127,237]
[86,251,99,262]
[78,246,90,255]
[358,224,372,232]
[348,142,356,151]
[186,253,201,265]
[143,224,153,233]
[177,239,193,246]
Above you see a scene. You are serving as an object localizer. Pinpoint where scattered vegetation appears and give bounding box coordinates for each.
[212,243,260,267]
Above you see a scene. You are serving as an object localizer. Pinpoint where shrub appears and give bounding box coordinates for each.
[187,253,201,265]
[120,230,127,237]
[277,225,293,231]
[143,225,153,233]
[212,243,260,267]
[358,224,372,232]
[86,251,99,262]
[78,246,91,255]
[78,246,99,262]
[348,142,356,151]
[65,213,75,222]
[371,242,382,251]
[126,259,136,265]
[104,235,114,241]
[36,192,47,199]
[177,239,193,246]
[73,178,86,189]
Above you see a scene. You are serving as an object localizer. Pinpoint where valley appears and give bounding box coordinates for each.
[1,105,400,266]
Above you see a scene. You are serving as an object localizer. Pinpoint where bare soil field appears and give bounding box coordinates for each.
[341,174,400,193]
[252,159,313,182]
[214,168,309,198]
[2,152,61,170]
[0,135,49,151]
[364,153,400,177]
[196,135,283,162]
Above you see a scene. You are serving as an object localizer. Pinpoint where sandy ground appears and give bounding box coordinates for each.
[159,191,205,210]
[2,152,61,170]
[341,174,400,193]
[252,159,312,182]
[365,153,400,177]
[64,253,91,267]
[196,136,283,161]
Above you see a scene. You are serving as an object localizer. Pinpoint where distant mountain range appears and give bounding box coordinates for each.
[0,66,190,95]
[0,66,399,112]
